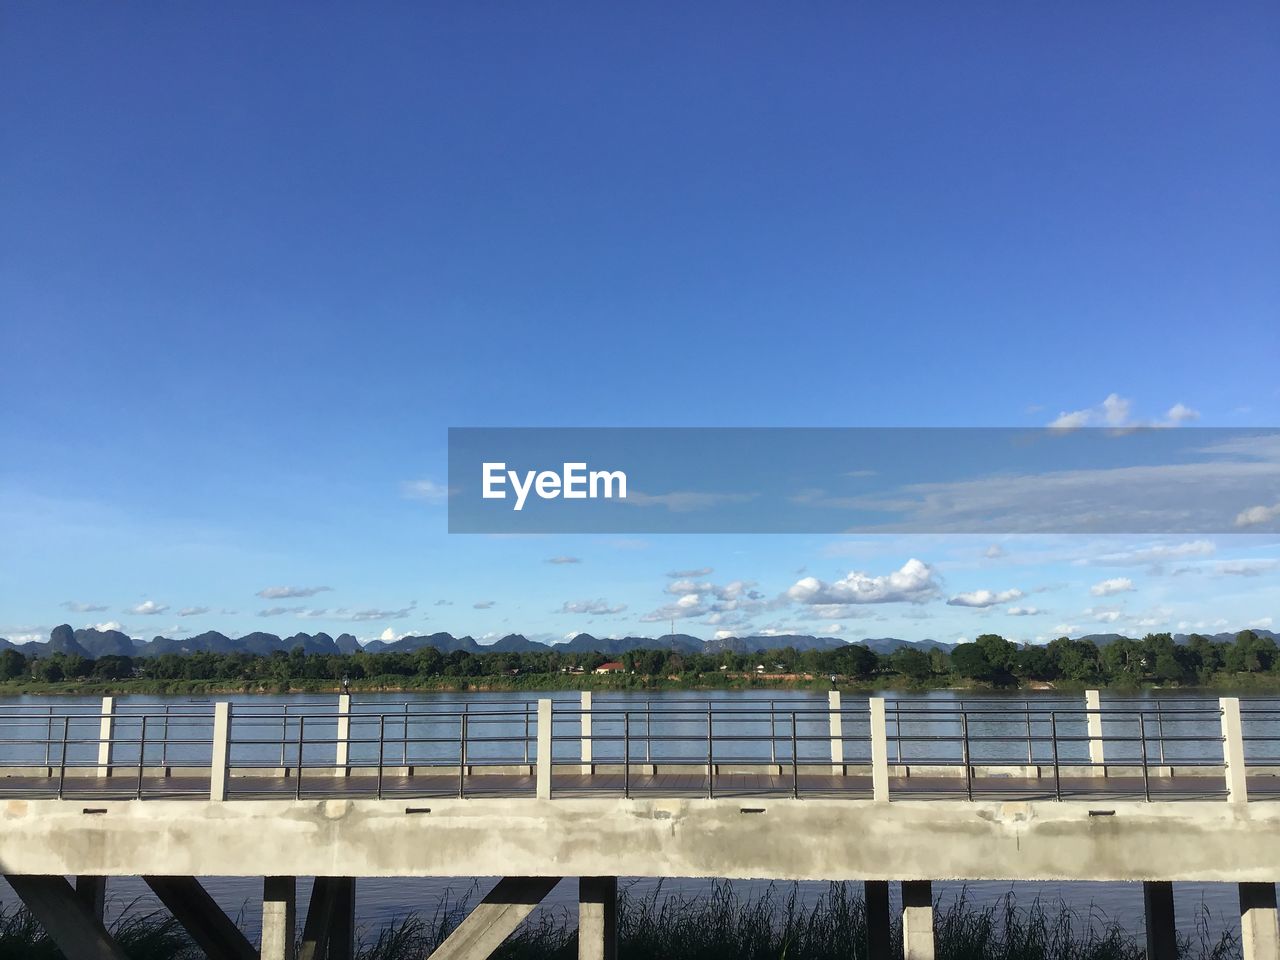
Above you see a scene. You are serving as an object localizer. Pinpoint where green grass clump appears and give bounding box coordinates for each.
[0,904,199,960]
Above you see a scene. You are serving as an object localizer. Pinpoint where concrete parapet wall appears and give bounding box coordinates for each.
[3,795,1279,884]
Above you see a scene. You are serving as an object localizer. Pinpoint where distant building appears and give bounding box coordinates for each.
[594,661,625,674]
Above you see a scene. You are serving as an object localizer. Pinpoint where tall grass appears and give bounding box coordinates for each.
[0,882,1241,960]
[0,902,199,960]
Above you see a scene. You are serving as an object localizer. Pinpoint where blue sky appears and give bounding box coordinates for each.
[2,3,1277,646]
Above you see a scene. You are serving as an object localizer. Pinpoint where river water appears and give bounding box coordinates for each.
[1,688,1275,947]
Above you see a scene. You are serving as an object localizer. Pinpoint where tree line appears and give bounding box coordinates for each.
[1,630,1277,688]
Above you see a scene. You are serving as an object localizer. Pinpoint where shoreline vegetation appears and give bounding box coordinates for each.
[0,882,1242,960]
[5,671,1280,698]
[2,631,1277,697]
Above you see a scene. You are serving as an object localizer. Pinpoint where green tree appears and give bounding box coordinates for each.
[0,649,27,680]
[950,643,993,680]
[889,647,932,681]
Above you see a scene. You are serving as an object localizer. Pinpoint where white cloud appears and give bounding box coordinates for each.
[947,588,1023,608]
[1215,559,1278,577]
[178,606,210,617]
[667,567,714,578]
[787,559,939,606]
[1102,393,1131,427]
[1093,541,1216,566]
[1247,617,1274,630]
[642,575,767,624]
[1048,394,1197,430]
[983,544,1005,559]
[379,628,409,642]
[1177,618,1230,632]
[1048,393,1131,430]
[560,599,627,615]
[257,585,332,599]
[90,621,125,633]
[624,490,755,512]
[1085,608,1123,623]
[401,479,450,503]
[1007,606,1044,616]
[1053,624,1079,635]
[824,434,1280,533]
[1090,577,1134,596]
[640,592,708,623]
[1235,502,1280,528]
[61,601,108,613]
[1048,409,1092,430]
[258,606,300,617]
[473,600,496,610]
[129,600,168,615]
[298,605,416,622]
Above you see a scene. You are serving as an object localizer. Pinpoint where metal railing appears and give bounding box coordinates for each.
[1,694,1276,803]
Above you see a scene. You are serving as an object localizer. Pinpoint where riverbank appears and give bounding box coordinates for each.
[0,882,1241,960]
[2,670,1279,697]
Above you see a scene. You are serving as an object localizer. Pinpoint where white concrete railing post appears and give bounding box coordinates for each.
[580,691,593,775]
[1085,689,1105,774]
[335,693,351,778]
[1221,696,1249,804]
[536,698,553,799]
[828,690,844,775]
[1239,882,1280,960]
[869,697,889,801]
[96,696,115,779]
[210,701,231,801]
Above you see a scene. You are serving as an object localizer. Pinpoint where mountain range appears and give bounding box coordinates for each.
[0,625,1273,661]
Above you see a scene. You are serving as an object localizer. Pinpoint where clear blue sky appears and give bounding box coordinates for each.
[2,3,1277,646]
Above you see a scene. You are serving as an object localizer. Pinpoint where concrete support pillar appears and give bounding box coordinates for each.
[211,701,231,801]
[144,876,257,960]
[869,697,890,801]
[828,690,844,775]
[1222,696,1249,804]
[578,876,617,960]
[426,877,561,960]
[299,877,339,960]
[328,879,355,960]
[261,877,297,960]
[1240,883,1280,960]
[580,691,593,775]
[7,874,130,960]
[76,875,106,922]
[97,696,115,778]
[1085,689,1105,773]
[901,880,935,960]
[335,694,351,778]
[1143,881,1177,960]
[537,698,553,799]
[863,880,891,960]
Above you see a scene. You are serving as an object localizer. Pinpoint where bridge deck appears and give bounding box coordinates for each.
[3,771,1276,802]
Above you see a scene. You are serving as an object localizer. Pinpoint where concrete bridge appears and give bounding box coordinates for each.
[1,692,1277,960]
